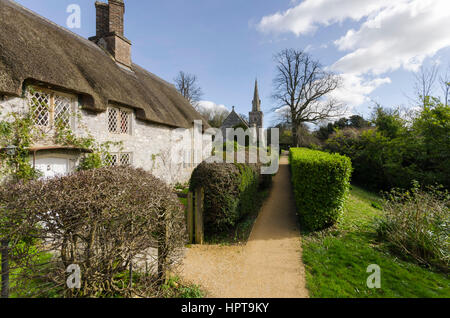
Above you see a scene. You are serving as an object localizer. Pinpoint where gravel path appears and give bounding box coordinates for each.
[181,156,309,298]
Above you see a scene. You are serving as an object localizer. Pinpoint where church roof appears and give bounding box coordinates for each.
[220,107,249,129]
[0,0,209,129]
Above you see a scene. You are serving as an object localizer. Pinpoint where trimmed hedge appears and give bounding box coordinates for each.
[289,148,352,231]
[190,162,270,234]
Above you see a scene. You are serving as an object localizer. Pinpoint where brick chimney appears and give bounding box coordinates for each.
[89,0,132,70]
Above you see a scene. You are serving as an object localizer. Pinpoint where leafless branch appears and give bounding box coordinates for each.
[174,71,203,107]
[271,49,346,146]
[413,64,439,107]
[439,65,450,106]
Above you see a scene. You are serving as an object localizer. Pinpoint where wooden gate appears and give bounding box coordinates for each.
[186,187,204,244]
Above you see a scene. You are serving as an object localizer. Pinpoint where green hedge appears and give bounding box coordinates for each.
[289,148,352,231]
[190,162,270,234]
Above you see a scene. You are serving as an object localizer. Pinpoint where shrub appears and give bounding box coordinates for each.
[376,184,449,271]
[0,166,186,297]
[190,161,268,234]
[289,148,352,231]
[324,102,450,191]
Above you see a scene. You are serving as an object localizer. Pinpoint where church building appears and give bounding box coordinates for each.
[220,80,264,141]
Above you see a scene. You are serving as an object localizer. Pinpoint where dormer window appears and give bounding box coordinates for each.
[27,87,76,129]
[108,107,131,135]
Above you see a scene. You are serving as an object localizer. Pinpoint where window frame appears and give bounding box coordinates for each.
[104,152,133,167]
[107,106,132,135]
[27,86,77,130]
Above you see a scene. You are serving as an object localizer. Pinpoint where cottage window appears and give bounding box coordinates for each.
[104,152,133,167]
[28,88,75,129]
[108,107,131,134]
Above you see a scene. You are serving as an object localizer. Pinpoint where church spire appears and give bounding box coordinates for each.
[249,79,263,128]
[252,79,261,112]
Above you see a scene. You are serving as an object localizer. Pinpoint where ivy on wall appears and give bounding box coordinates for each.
[0,87,122,181]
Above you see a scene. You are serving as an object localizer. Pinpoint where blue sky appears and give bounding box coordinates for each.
[14,0,450,127]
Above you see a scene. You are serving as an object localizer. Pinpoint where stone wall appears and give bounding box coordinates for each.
[0,95,212,185]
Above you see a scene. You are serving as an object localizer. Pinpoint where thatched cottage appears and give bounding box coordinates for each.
[0,0,211,183]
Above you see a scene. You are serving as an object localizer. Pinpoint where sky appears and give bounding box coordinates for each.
[13,0,450,127]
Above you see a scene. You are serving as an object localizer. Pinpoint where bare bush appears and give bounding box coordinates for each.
[376,184,449,272]
[0,167,186,297]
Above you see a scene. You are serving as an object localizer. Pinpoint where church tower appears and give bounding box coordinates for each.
[249,79,263,128]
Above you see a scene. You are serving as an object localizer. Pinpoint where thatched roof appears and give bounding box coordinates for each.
[0,0,209,129]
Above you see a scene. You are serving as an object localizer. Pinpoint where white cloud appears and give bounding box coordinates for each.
[330,74,391,108]
[257,0,394,36]
[257,0,450,111]
[196,100,229,113]
[332,0,450,75]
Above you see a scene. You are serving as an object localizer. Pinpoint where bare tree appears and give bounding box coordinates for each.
[239,113,249,124]
[174,71,203,107]
[440,66,449,106]
[414,65,439,107]
[273,106,292,128]
[196,107,230,128]
[272,49,345,146]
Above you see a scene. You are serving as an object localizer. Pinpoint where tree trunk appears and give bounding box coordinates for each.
[292,123,299,147]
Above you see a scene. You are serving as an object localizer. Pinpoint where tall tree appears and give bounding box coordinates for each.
[272,49,345,146]
[413,65,439,107]
[439,66,449,106]
[349,115,370,128]
[174,71,203,107]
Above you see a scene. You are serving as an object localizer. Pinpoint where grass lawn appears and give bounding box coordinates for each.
[2,250,63,298]
[302,185,450,298]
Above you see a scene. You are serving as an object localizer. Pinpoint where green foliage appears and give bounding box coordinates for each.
[376,184,449,271]
[371,106,405,139]
[325,101,450,190]
[0,108,42,181]
[303,185,450,298]
[222,140,239,152]
[54,118,122,171]
[316,115,370,141]
[289,148,352,231]
[326,128,392,189]
[190,161,270,235]
[161,276,205,298]
[0,95,121,182]
[412,99,450,187]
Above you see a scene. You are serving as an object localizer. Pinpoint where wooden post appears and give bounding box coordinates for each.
[157,211,169,285]
[194,187,204,244]
[187,192,194,244]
